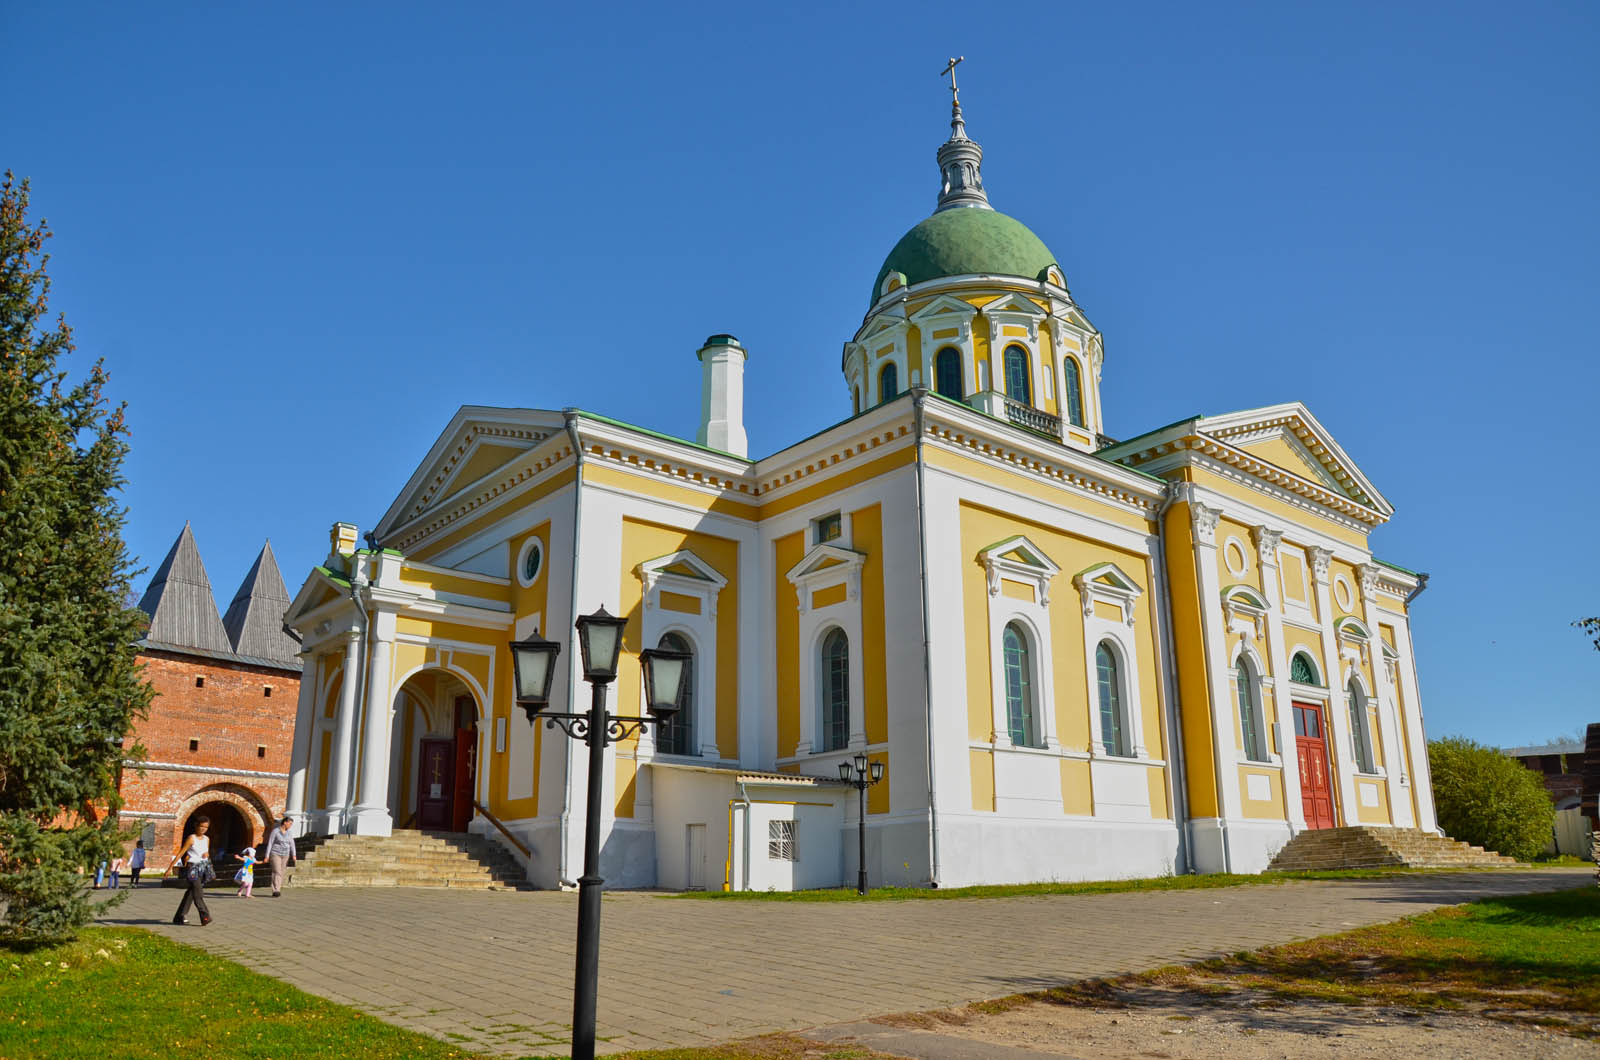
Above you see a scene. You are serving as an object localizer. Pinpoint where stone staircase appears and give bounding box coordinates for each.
[289,829,534,890]
[1268,826,1521,872]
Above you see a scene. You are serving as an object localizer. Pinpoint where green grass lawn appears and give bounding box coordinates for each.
[0,928,486,1060]
[665,864,1529,902]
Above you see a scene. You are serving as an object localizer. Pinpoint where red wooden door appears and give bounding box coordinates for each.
[450,729,475,832]
[449,696,476,833]
[417,738,454,831]
[1293,702,1336,830]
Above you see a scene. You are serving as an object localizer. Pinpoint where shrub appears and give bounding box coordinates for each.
[1428,736,1554,861]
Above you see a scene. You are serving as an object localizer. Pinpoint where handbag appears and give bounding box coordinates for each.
[185,858,215,886]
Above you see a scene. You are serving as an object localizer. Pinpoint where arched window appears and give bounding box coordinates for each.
[1236,660,1265,761]
[1002,623,1038,747]
[878,362,899,403]
[820,629,849,752]
[935,347,964,400]
[1096,642,1128,757]
[1003,345,1031,404]
[1290,652,1321,685]
[1062,357,1085,427]
[1347,680,1375,772]
[656,632,695,756]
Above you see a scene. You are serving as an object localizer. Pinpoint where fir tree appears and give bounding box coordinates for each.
[0,172,151,945]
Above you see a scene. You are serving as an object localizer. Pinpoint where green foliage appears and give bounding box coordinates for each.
[1428,736,1554,861]
[1577,617,1600,652]
[0,173,152,946]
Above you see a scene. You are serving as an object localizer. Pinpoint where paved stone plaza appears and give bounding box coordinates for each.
[105,869,1589,1057]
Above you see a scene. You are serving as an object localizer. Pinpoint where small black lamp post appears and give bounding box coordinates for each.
[508,608,688,1060]
[838,752,885,895]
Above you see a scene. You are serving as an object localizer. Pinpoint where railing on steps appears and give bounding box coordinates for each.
[473,800,531,860]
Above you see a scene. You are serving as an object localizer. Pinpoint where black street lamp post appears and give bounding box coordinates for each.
[838,752,885,895]
[510,607,689,1060]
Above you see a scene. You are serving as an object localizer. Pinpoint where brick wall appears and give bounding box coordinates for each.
[118,648,301,861]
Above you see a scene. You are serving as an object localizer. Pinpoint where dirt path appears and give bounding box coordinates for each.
[819,986,1599,1058]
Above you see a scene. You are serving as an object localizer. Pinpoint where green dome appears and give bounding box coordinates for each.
[872,207,1057,305]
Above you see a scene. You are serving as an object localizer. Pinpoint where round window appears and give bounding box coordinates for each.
[1333,574,1353,611]
[518,538,544,587]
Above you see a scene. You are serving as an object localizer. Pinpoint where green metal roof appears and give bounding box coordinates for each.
[872,208,1058,305]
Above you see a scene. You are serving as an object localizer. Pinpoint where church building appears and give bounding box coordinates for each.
[283,82,1439,890]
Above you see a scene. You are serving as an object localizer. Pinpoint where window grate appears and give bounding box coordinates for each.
[768,819,797,862]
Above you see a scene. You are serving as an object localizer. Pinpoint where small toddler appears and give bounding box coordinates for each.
[234,847,258,898]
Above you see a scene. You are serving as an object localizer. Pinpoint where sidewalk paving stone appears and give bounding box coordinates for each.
[103,868,1589,1056]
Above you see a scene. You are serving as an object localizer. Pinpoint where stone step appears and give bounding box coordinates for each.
[1267,826,1521,872]
[289,828,532,890]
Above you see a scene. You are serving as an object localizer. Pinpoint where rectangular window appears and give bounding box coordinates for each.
[188,738,199,752]
[767,820,797,862]
[256,745,267,759]
[812,512,842,545]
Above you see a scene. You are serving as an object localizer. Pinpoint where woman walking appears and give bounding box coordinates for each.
[168,815,214,926]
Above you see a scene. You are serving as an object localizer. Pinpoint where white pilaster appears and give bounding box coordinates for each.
[1389,615,1438,831]
[1308,548,1360,823]
[349,610,397,836]
[1187,492,1243,824]
[1358,565,1413,827]
[1253,526,1306,831]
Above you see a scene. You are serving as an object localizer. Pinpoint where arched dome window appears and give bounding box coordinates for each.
[1003,345,1031,405]
[1002,623,1038,748]
[935,347,963,400]
[1063,357,1085,427]
[1096,642,1129,757]
[819,629,849,752]
[656,632,695,756]
[878,362,899,403]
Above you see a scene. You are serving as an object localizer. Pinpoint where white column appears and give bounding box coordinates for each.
[283,650,320,836]
[696,336,748,457]
[1254,527,1306,831]
[349,611,397,836]
[1358,565,1414,827]
[1308,548,1360,824]
[323,629,363,833]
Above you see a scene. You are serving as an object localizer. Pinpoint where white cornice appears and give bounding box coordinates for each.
[123,760,290,781]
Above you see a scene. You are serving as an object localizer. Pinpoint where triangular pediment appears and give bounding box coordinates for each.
[979,535,1059,576]
[375,407,565,537]
[785,543,866,584]
[981,293,1048,320]
[908,294,979,324]
[1195,403,1391,516]
[636,550,728,591]
[284,566,356,632]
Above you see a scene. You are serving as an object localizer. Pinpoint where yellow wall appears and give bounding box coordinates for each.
[614,517,742,816]
[1215,518,1263,594]
[1238,766,1286,820]
[854,504,890,749]
[1164,501,1219,817]
[970,749,995,811]
[774,531,803,758]
[1355,777,1392,825]
[1061,759,1092,815]
[957,502,1164,763]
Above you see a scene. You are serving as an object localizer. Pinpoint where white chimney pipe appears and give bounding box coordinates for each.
[697,334,748,458]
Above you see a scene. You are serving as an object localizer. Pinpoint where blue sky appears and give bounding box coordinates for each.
[8,2,1596,747]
